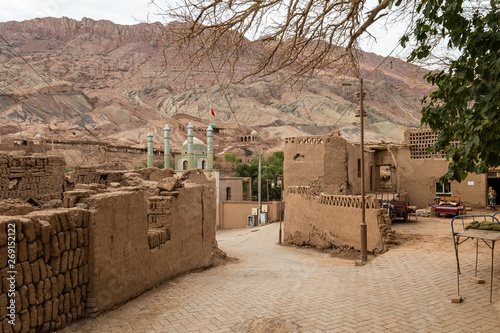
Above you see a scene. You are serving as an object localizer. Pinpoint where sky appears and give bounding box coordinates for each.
[0,0,407,59]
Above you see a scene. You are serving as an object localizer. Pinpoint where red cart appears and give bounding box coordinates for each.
[375,192,409,222]
[429,196,466,217]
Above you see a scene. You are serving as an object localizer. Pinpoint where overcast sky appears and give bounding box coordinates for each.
[0,0,407,59]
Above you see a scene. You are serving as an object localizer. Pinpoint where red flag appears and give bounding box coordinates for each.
[210,107,215,117]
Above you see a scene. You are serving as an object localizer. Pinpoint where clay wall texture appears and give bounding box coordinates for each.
[219,178,244,201]
[220,201,256,229]
[345,144,377,194]
[220,201,283,229]
[0,155,65,201]
[266,201,283,222]
[284,131,489,210]
[0,208,89,332]
[284,134,352,195]
[65,167,175,189]
[83,183,216,314]
[396,147,487,208]
[62,168,217,314]
[398,128,488,208]
[284,187,388,252]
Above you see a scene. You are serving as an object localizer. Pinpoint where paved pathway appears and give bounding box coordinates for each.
[62,222,500,332]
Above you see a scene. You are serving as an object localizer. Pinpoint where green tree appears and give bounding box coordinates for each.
[402,0,500,181]
[224,153,240,164]
[235,151,284,201]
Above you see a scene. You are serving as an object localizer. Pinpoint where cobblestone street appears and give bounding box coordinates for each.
[62,219,500,333]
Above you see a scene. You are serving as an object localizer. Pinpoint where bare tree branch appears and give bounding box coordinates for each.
[152,0,399,87]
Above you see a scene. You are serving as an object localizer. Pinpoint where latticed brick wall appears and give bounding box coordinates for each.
[405,129,447,159]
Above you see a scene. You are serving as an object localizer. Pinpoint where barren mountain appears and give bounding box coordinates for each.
[0,17,433,150]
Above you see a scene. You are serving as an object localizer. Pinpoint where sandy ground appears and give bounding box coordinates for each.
[391,208,499,254]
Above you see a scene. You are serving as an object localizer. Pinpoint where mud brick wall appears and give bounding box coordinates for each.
[147,195,173,249]
[284,186,389,252]
[66,168,125,187]
[0,155,65,201]
[83,182,216,315]
[0,208,89,333]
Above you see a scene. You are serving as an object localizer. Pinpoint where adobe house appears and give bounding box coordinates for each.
[219,177,252,202]
[237,130,260,143]
[284,129,492,210]
[282,128,496,251]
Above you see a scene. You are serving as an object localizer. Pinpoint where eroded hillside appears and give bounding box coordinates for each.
[0,17,433,150]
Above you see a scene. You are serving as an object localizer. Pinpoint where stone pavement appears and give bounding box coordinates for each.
[61,222,500,333]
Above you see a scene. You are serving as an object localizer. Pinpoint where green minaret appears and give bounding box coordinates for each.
[187,122,194,169]
[147,132,154,168]
[163,123,170,169]
[206,125,213,170]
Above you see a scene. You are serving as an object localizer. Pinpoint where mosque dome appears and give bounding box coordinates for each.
[182,137,206,154]
[210,123,217,128]
[250,130,259,137]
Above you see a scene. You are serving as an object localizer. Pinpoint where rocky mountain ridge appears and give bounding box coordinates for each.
[0,17,433,151]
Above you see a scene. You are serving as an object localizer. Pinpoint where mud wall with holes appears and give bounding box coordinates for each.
[398,129,488,208]
[284,133,351,195]
[0,155,65,201]
[284,186,391,252]
[0,208,90,332]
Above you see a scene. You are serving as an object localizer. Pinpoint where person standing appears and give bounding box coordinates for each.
[488,187,497,210]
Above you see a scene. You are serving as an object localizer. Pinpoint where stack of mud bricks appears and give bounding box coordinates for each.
[70,168,124,186]
[0,208,89,333]
[146,177,180,249]
[147,196,172,249]
[0,155,65,201]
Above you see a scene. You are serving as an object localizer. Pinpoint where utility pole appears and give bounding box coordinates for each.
[266,179,270,202]
[278,175,283,244]
[345,79,368,263]
[258,155,262,225]
[359,78,367,263]
[164,124,170,169]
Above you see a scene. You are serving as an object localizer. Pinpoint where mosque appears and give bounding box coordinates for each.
[147,121,215,171]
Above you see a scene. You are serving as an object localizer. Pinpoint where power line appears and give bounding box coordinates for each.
[0,34,103,143]
[364,43,400,80]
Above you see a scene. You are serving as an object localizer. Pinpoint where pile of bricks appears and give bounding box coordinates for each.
[147,196,173,229]
[0,208,89,332]
[66,168,124,187]
[146,177,181,249]
[0,155,65,201]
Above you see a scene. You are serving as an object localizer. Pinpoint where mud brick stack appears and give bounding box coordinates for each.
[0,155,65,202]
[146,177,181,249]
[147,196,173,229]
[0,208,89,333]
[147,195,174,249]
[67,168,125,187]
